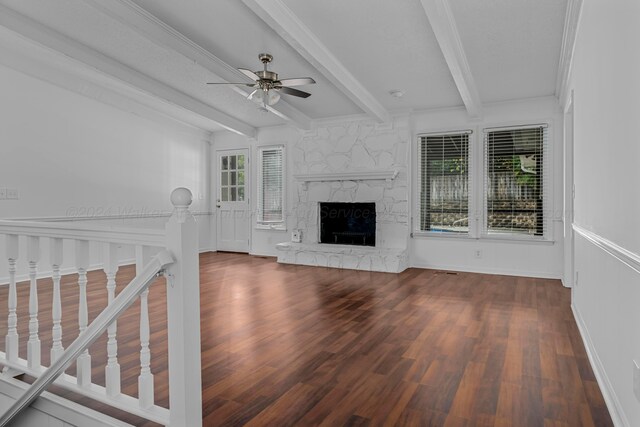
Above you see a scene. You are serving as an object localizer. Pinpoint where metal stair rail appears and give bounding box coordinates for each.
[0,250,174,426]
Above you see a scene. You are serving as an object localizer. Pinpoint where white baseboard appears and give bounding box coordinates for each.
[409,260,562,279]
[571,304,629,427]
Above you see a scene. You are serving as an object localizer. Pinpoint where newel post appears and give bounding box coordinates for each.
[165,188,202,427]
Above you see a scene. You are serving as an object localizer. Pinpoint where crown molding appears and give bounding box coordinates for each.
[419,0,483,120]
[0,4,256,138]
[242,0,391,124]
[85,0,311,130]
[556,0,583,110]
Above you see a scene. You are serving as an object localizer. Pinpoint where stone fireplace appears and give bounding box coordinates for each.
[275,118,410,273]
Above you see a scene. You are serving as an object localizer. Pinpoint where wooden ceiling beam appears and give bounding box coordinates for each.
[420,0,483,119]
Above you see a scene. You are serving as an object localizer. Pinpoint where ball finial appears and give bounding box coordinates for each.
[170,187,193,208]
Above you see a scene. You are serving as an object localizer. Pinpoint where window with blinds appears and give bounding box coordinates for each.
[484,125,546,237]
[419,132,471,234]
[257,146,284,225]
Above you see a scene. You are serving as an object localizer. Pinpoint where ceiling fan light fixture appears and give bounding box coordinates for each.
[248,88,263,103]
[266,90,280,106]
[248,87,280,108]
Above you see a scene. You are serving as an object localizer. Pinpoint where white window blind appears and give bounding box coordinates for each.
[419,132,471,234]
[258,146,284,224]
[484,125,547,237]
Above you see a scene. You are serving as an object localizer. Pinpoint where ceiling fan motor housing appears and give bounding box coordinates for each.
[256,53,278,87]
[256,70,279,82]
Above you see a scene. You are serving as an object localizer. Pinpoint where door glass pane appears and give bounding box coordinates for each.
[221,156,228,170]
[238,155,245,170]
[230,155,236,170]
[238,170,245,185]
[230,187,237,201]
[221,171,228,185]
[221,187,228,201]
[230,171,237,185]
[238,187,245,201]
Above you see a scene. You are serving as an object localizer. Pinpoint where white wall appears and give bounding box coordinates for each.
[211,126,300,257]
[568,0,640,425]
[211,97,564,280]
[0,63,212,281]
[410,96,564,278]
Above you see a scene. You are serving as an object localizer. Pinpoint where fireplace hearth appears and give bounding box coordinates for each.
[319,202,376,246]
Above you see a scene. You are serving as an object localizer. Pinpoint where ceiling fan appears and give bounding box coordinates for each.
[207,53,315,108]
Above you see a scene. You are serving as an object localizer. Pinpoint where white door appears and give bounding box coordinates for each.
[216,149,250,252]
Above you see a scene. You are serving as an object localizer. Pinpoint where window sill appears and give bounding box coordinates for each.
[412,231,473,240]
[256,223,287,231]
[480,234,555,245]
[412,231,555,245]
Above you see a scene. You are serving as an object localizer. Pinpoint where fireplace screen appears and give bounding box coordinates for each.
[319,202,376,246]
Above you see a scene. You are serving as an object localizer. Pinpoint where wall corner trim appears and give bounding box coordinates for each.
[556,0,584,109]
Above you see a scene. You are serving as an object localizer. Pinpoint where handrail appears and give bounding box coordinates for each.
[0,250,174,427]
[0,219,166,247]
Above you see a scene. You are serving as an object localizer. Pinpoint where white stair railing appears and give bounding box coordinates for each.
[0,188,202,426]
[0,250,174,427]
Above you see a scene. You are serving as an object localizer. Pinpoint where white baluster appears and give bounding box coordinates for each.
[104,243,120,397]
[75,240,91,387]
[27,236,41,370]
[138,288,153,408]
[50,238,64,363]
[136,245,154,408]
[5,235,19,364]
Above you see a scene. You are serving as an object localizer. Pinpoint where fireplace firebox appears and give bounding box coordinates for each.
[319,202,376,246]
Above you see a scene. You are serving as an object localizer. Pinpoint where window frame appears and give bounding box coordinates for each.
[413,129,475,238]
[481,123,551,242]
[256,144,286,231]
[412,121,554,243]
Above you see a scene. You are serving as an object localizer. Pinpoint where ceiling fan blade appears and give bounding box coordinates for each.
[277,86,312,98]
[238,68,260,81]
[277,77,316,87]
[206,82,257,87]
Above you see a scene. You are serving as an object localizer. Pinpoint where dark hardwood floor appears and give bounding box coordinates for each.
[0,252,612,426]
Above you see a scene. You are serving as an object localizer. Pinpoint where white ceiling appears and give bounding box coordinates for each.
[0,0,568,134]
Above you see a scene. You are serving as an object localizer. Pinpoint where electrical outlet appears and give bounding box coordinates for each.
[474,250,482,259]
[6,188,18,200]
[575,271,579,287]
[634,360,640,402]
